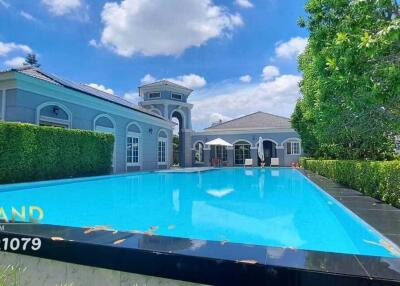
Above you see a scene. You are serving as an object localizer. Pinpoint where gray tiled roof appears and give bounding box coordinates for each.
[205,111,291,130]
[17,67,61,85]
[8,67,166,120]
[139,79,193,92]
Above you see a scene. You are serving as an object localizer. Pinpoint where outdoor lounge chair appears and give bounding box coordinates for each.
[244,159,253,167]
[271,158,280,167]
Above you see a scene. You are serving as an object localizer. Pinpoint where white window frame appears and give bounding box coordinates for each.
[0,90,5,121]
[171,93,183,101]
[148,92,161,99]
[126,132,141,167]
[158,138,167,165]
[36,102,72,128]
[287,141,301,155]
[234,141,251,165]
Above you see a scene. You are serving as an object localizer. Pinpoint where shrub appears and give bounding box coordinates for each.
[0,122,114,184]
[301,158,400,208]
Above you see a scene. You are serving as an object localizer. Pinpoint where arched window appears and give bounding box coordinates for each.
[94,114,114,131]
[194,142,204,163]
[126,122,141,167]
[158,130,168,165]
[234,140,251,165]
[94,114,116,172]
[36,102,71,128]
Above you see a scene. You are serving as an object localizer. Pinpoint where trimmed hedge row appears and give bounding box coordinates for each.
[0,122,114,184]
[300,158,400,208]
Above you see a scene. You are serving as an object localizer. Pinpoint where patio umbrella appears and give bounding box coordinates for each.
[205,138,233,147]
[258,137,264,162]
[205,138,232,167]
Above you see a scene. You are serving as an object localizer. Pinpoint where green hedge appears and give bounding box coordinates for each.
[0,122,114,184]
[301,158,400,208]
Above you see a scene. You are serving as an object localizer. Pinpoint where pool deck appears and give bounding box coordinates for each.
[301,169,400,247]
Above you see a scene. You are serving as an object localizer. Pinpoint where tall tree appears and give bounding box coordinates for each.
[24,53,40,67]
[292,0,400,160]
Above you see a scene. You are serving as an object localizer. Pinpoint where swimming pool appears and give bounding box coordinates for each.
[0,168,398,258]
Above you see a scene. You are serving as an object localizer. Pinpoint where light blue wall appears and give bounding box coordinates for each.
[191,131,301,167]
[191,132,300,147]
[4,88,173,173]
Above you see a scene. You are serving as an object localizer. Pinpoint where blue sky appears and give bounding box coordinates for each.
[0,0,308,130]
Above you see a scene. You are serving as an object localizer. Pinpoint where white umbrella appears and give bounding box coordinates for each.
[258,137,264,162]
[205,138,233,147]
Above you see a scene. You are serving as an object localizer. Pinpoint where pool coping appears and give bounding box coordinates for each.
[0,169,399,285]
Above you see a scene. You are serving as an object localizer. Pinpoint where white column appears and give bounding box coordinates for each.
[163,104,169,119]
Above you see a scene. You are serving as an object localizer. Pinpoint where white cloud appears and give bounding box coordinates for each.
[275,37,308,59]
[140,73,207,89]
[42,0,81,16]
[262,65,280,81]
[140,74,156,85]
[209,112,233,125]
[20,11,36,21]
[235,0,253,8]
[88,39,101,48]
[239,74,252,83]
[0,0,10,8]
[86,83,114,94]
[4,57,25,68]
[100,0,243,57]
[191,74,302,130]
[123,91,139,104]
[0,41,32,56]
[167,74,207,89]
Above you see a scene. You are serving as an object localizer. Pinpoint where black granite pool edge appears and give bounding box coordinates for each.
[0,220,399,286]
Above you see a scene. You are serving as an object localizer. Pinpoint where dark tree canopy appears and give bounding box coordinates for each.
[24,53,40,67]
[292,0,400,160]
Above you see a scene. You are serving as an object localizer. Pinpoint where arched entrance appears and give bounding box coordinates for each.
[171,110,185,167]
[258,140,277,166]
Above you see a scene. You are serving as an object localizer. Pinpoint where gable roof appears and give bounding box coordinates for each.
[205,111,292,131]
[6,66,166,120]
[139,79,193,93]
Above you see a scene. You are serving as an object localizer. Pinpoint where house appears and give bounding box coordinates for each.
[0,67,174,172]
[0,67,303,173]
[190,112,302,167]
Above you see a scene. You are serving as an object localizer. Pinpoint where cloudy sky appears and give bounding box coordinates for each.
[0,0,308,130]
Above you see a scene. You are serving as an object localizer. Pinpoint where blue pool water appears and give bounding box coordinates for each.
[0,168,398,258]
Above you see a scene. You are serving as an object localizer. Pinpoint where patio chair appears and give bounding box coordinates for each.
[244,159,253,167]
[271,158,280,167]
